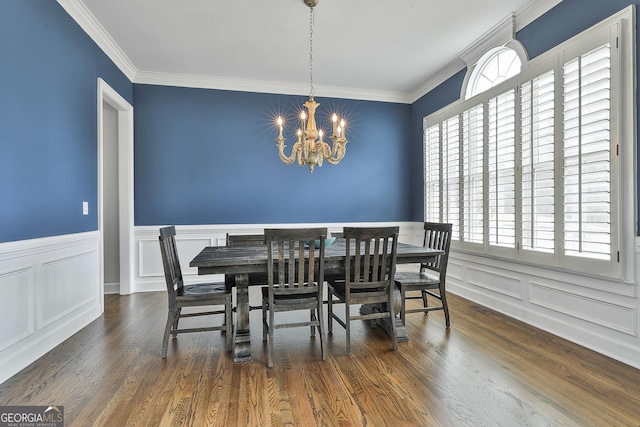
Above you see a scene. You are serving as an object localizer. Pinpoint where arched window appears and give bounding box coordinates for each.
[465,46,521,99]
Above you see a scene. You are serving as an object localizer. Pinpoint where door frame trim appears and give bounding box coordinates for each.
[97,78,134,298]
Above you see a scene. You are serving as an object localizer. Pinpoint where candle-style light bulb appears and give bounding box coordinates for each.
[276,116,284,139]
[300,111,307,131]
[332,114,338,137]
[340,119,346,139]
[319,129,324,142]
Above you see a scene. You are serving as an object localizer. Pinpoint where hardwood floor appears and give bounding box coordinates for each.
[1,291,639,426]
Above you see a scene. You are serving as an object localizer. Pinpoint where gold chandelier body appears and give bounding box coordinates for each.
[275,0,348,173]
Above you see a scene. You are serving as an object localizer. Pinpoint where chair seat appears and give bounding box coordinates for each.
[394,271,440,289]
[328,280,385,297]
[261,285,318,301]
[177,282,231,299]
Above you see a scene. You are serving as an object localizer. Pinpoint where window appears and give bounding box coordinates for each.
[466,47,522,99]
[423,12,633,280]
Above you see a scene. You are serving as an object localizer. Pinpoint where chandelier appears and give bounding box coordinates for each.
[275,0,348,173]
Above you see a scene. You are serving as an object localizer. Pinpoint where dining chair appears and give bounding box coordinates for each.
[394,222,452,327]
[327,226,399,355]
[261,228,327,368]
[158,226,233,358]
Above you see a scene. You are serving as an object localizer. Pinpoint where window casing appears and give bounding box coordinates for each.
[423,12,634,280]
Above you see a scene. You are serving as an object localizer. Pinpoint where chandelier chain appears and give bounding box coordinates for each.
[309,7,314,99]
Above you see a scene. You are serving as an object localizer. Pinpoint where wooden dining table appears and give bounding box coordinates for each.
[190,239,443,362]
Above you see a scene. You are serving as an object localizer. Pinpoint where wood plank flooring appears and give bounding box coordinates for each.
[1,291,639,426]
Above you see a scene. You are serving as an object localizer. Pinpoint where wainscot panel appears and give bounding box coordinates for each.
[0,232,102,385]
[427,227,640,370]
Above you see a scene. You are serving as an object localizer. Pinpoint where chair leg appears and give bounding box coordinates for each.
[327,293,333,334]
[225,299,233,352]
[267,308,275,368]
[400,287,406,326]
[317,306,326,361]
[388,293,398,351]
[171,307,181,337]
[262,302,267,342]
[421,290,429,312]
[310,309,315,337]
[441,290,451,328]
[345,303,351,355]
[162,309,179,358]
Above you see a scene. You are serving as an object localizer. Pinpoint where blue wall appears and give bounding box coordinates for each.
[2,0,637,242]
[133,85,412,225]
[409,0,639,223]
[0,0,131,243]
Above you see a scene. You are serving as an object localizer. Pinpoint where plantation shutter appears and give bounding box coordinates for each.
[442,115,460,240]
[424,124,441,223]
[488,89,516,248]
[562,43,611,260]
[462,104,484,244]
[521,70,555,253]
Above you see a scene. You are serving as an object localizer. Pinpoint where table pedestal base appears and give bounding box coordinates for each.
[233,273,252,362]
[359,304,409,343]
[359,287,408,342]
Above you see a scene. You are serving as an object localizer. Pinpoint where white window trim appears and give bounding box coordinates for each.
[423,5,636,283]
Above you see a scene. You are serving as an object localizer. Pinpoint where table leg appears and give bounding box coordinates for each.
[233,273,251,362]
[359,286,409,342]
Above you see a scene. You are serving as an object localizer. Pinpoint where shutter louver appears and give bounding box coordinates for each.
[488,90,516,248]
[463,104,484,244]
[521,70,555,253]
[443,116,460,240]
[563,44,611,260]
[424,124,441,223]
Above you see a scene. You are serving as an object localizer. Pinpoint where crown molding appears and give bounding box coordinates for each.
[408,0,563,103]
[458,13,515,67]
[134,71,411,104]
[516,0,564,31]
[56,0,137,81]
[57,0,561,105]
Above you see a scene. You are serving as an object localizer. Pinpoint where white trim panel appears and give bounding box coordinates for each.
[405,224,640,369]
[0,232,102,385]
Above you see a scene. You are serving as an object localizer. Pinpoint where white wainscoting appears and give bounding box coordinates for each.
[0,231,102,385]
[134,222,421,293]
[444,237,640,370]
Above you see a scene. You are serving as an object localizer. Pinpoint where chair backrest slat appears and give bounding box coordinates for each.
[265,228,327,293]
[344,226,399,292]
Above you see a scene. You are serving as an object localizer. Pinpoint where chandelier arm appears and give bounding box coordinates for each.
[324,139,347,164]
[277,139,299,165]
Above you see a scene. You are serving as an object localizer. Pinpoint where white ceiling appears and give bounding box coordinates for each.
[77,0,558,102]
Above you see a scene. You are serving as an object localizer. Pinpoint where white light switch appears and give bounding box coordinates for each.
[83,201,89,215]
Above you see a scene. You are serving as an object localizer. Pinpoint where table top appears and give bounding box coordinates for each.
[190,240,443,275]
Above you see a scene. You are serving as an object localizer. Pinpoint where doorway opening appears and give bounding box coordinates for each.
[98,78,134,303]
